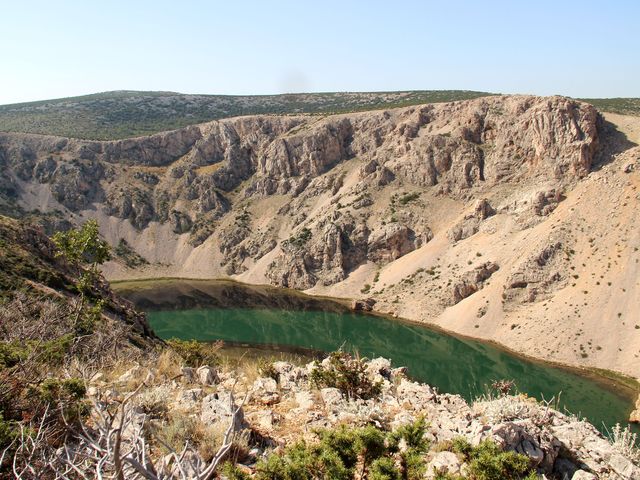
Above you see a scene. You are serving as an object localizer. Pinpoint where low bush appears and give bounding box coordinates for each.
[255,418,428,480]
[450,437,535,480]
[310,351,382,400]
[167,338,221,368]
[257,358,279,381]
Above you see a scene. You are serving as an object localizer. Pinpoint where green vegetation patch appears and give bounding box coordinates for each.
[580,98,640,116]
[0,90,494,140]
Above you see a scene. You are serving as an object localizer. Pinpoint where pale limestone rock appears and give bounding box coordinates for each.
[196,366,218,386]
[320,388,344,409]
[201,391,243,428]
[396,378,436,410]
[176,388,203,409]
[118,365,141,383]
[425,451,463,478]
[181,367,195,383]
[295,391,315,410]
[609,453,640,479]
[252,377,280,405]
[571,471,597,480]
[249,410,275,430]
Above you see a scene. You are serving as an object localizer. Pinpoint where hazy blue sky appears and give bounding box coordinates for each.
[1,0,638,104]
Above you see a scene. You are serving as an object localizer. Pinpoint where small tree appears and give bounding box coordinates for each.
[52,220,110,333]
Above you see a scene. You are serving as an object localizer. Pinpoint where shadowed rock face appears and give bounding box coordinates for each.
[0,95,600,289]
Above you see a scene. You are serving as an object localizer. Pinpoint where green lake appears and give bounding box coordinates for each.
[117,279,638,434]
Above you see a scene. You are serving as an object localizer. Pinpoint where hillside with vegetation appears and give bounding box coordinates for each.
[579,98,640,117]
[0,90,493,140]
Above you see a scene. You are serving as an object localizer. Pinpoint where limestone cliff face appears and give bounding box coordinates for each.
[9,94,638,377]
[0,95,600,286]
[0,97,598,266]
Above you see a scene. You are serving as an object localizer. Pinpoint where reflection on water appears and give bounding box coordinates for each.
[115,279,637,434]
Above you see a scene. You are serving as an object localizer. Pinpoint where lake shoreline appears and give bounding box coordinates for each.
[112,276,640,415]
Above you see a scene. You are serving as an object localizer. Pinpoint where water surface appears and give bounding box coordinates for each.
[117,279,637,433]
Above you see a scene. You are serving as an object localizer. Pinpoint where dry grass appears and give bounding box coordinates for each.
[196,163,224,176]
[608,423,640,463]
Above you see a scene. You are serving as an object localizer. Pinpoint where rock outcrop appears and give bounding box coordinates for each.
[451,262,500,304]
[93,355,640,480]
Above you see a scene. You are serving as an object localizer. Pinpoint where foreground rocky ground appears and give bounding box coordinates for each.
[78,349,639,480]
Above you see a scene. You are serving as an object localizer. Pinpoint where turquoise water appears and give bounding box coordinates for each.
[146,305,637,433]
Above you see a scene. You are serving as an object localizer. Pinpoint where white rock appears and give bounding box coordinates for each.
[366,357,391,379]
[118,365,140,383]
[250,410,275,430]
[201,391,243,428]
[609,453,640,479]
[571,471,597,480]
[253,377,280,405]
[426,451,463,478]
[295,391,315,410]
[196,366,218,386]
[181,367,195,383]
[320,388,344,409]
[396,379,435,410]
[176,388,203,409]
[86,386,99,397]
[272,361,293,375]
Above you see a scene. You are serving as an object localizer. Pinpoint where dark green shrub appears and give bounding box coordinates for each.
[369,457,401,480]
[451,436,473,458]
[398,192,420,205]
[283,227,312,249]
[256,419,431,480]
[310,351,382,400]
[255,440,350,480]
[454,439,533,480]
[0,412,16,449]
[257,358,279,381]
[388,416,429,453]
[220,461,251,480]
[167,338,220,367]
[0,341,28,368]
[316,426,359,470]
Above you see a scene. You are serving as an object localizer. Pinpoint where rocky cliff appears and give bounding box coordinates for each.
[1,94,639,378]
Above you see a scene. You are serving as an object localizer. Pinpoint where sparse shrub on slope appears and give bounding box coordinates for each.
[310,351,382,400]
[256,418,429,480]
[167,338,222,368]
[0,217,155,475]
[449,437,536,480]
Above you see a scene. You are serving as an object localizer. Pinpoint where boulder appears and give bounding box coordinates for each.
[295,391,316,410]
[181,367,196,383]
[352,298,377,312]
[196,366,218,386]
[609,453,640,479]
[425,451,464,478]
[252,377,280,405]
[571,471,597,480]
[320,388,344,409]
[396,379,436,410]
[451,262,499,304]
[201,391,244,428]
[448,199,495,242]
[176,388,203,409]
